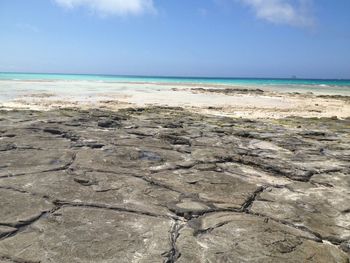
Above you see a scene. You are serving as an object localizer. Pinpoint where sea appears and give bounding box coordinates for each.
[1,72,350,96]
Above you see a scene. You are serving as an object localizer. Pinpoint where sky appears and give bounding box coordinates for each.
[0,0,349,79]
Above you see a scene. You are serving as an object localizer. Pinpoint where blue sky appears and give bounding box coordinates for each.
[0,0,349,78]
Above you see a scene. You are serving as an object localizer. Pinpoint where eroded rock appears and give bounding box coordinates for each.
[0,107,349,262]
[0,188,53,226]
[0,207,173,263]
[177,212,348,263]
[251,179,350,243]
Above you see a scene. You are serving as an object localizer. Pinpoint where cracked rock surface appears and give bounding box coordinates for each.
[0,107,349,262]
[177,212,349,263]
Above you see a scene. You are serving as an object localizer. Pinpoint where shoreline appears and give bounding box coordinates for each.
[1,78,350,91]
[1,80,349,119]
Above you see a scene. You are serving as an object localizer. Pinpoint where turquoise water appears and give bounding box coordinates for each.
[1,72,350,87]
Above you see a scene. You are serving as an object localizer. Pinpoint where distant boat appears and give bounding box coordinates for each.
[291,75,297,79]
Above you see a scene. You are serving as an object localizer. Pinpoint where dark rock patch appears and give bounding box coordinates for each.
[138,150,163,162]
[97,119,121,128]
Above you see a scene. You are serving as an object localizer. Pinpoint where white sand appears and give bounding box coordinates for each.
[1,80,349,119]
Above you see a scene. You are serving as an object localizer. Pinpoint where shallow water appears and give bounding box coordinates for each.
[1,72,350,103]
[1,72,350,87]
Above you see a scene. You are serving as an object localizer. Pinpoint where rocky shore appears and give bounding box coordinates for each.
[0,106,349,262]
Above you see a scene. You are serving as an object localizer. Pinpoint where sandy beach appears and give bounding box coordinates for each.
[1,80,350,119]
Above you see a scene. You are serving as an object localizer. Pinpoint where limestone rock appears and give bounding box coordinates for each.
[0,108,349,262]
[177,212,349,263]
[0,207,172,263]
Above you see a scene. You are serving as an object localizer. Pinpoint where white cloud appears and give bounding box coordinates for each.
[54,0,156,16]
[240,0,314,27]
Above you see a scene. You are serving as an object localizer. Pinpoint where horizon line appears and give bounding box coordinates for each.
[1,71,350,81]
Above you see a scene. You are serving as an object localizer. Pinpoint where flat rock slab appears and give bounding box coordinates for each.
[251,181,350,243]
[0,207,172,263]
[0,149,75,177]
[0,171,179,217]
[178,212,349,263]
[0,188,53,226]
[0,107,349,262]
[150,170,259,211]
